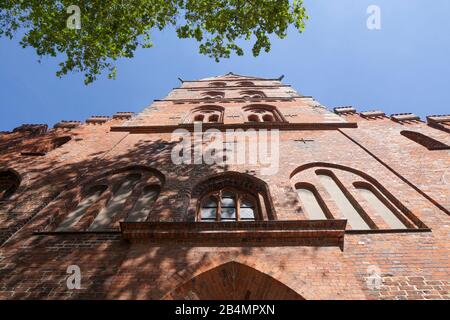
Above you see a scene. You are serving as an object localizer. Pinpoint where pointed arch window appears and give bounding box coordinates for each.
[56,185,107,231]
[401,130,449,150]
[317,172,371,230]
[192,172,275,222]
[354,183,407,229]
[89,173,142,230]
[126,185,161,222]
[290,163,426,232]
[295,183,332,220]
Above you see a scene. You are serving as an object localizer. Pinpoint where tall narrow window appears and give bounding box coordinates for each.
[89,174,141,230]
[220,191,237,221]
[56,185,107,231]
[239,197,256,221]
[401,130,450,150]
[200,196,218,222]
[296,186,328,220]
[356,186,407,229]
[318,174,370,230]
[126,185,160,222]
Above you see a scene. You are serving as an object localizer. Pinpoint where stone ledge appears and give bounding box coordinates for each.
[334,106,356,114]
[111,122,358,133]
[391,113,421,122]
[54,120,82,129]
[86,116,110,124]
[120,220,347,248]
[426,114,450,124]
[360,110,386,118]
[113,112,135,119]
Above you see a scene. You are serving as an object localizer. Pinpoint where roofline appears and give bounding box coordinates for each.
[181,72,284,82]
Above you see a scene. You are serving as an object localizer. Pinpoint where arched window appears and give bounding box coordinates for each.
[191,172,276,222]
[201,91,225,100]
[199,189,256,222]
[243,105,285,123]
[240,90,265,99]
[237,81,255,86]
[89,173,142,230]
[354,182,407,229]
[0,170,20,201]
[187,105,224,124]
[401,130,449,150]
[56,185,107,231]
[126,185,161,222]
[295,183,332,220]
[290,163,425,231]
[316,171,371,230]
[53,167,165,231]
[209,82,226,87]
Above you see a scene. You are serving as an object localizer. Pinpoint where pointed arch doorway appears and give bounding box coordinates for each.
[164,262,304,300]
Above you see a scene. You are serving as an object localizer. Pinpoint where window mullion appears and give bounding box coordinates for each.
[216,194,221,222]
[236,194,241,221]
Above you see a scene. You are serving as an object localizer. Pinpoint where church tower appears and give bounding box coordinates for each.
[0,73,448,300]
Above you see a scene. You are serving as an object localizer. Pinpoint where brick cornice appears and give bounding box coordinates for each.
[111,122,358,133]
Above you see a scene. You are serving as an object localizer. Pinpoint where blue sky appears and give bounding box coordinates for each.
[1,0,449,131]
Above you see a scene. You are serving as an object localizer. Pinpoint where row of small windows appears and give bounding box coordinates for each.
[187,105,285,123]
[201,90,265,100]
[209,81,256,87]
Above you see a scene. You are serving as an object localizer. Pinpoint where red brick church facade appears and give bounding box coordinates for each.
[0,73,449,299]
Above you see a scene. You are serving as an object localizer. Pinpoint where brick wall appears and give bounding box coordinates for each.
[0,74,448,300]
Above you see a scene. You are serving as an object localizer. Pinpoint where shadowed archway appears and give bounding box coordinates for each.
[164,261,304,300]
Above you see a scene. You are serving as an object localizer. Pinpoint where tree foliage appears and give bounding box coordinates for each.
[0,1,307,84]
